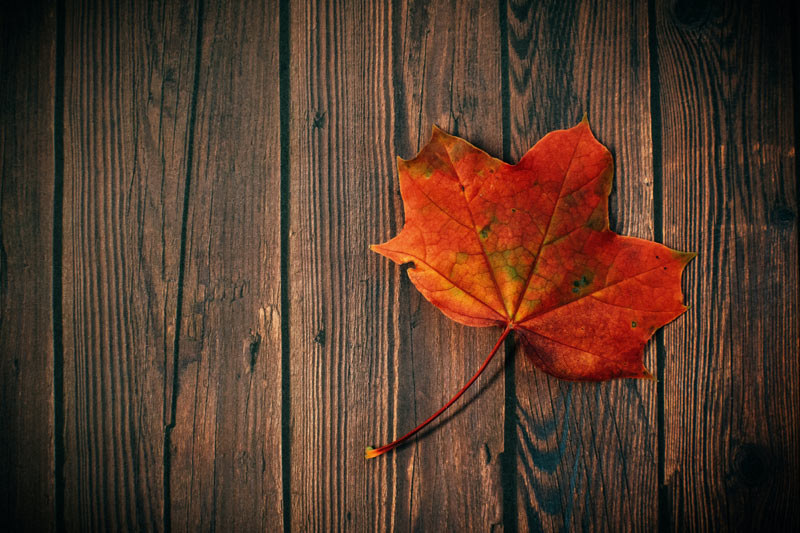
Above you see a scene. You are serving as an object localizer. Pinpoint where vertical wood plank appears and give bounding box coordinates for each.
[168,0,283,529]
[289,0,505,529]
[62,0,199,528]
[288,1,401,529]
[503,0,659,529]
[656,0,799,529]
[0,1,56,530]
[390,0,506,529]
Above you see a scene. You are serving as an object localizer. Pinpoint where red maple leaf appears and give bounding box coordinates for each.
[367,118,693,459]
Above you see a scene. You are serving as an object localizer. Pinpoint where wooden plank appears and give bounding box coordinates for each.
[289,0,504,529]
[61,0,199,528]
[0,1,56,530]
[287,2,400,529]
[503,0,659,529]
[389,0,506,529]
[655,0,799,529]
[168,0,284,529]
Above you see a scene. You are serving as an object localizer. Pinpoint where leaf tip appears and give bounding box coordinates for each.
[576,112,597,139]
[365,446,379,460]
[396,155,409,175]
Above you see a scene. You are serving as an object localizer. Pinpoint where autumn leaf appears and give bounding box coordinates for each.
[367,117,694,459]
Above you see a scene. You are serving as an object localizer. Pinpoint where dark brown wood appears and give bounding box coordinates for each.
[0,1,56,530]
[287,1,399,529]
[61,0,199,528]
[656,0,799,530]
[288,0,505,529]
[168,1,284,530]
[504,0,659,529]
[1,0,798,530]
[390,0,506,529]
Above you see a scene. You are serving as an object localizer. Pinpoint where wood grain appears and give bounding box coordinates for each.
[288,0,505,529]
[390,0,506,529]
[61,0,199,528]
[0,0,797,529]
[287,1,403,529]
[168,0,283,529]
[655,0,799,529]
[0,1,56,530]
[503,0,659,529]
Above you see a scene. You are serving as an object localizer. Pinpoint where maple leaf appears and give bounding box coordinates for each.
[367,118,694,459]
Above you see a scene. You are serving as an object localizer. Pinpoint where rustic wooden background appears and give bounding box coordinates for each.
[1,0,797,530]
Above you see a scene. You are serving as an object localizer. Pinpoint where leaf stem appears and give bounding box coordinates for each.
[366,325,512,459]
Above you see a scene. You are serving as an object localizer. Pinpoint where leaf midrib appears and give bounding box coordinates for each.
[509,128,587,323]
[438,142,511,319]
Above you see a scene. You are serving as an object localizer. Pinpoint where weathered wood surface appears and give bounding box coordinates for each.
[289,0,505,529]
[0,0,797,531]
[656,0,799,529]
[169,0,283,530]
[61,0,199,529]
[0,1,57,530]
[287,2,402,529]
[389,1,506,529]
[504,1,659,530]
